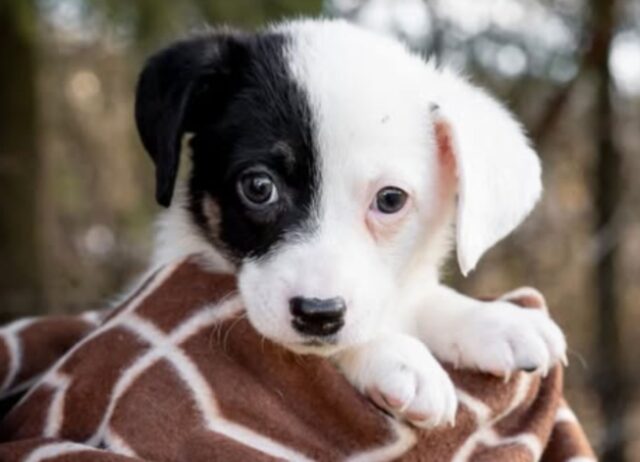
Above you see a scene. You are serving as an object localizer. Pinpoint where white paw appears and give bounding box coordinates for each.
[337,334,458,428]
[449,302,567,377]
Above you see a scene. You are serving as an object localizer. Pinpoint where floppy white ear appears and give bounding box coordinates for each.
[432,71,542,276]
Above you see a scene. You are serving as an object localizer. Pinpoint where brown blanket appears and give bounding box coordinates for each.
[0,255,594,461]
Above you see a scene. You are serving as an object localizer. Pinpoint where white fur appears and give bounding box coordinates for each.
[414,285,567,375]
[151,186,233,273]
[429,76,542,275]
[153,19,564,428]
[336,333,458,428]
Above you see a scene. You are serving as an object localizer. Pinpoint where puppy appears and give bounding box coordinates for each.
[135,19,566,428]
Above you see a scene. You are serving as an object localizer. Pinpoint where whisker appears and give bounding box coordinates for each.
[222,313,247,354]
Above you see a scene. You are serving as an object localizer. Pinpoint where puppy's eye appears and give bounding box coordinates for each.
[373,187,408,214]
[237,171,279,208]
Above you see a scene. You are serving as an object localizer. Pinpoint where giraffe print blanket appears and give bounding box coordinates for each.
[0,255,594,461]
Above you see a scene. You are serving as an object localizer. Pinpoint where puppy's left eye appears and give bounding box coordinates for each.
[237,171,279,208]
[372,187,408,214]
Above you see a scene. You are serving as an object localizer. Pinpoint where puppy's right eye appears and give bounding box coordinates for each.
[372,187,408,214]
[237,171,279,208]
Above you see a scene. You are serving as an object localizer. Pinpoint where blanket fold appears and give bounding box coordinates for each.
[0,255,595,461]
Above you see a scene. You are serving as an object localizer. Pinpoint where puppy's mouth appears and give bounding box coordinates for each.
[285,335,344,357]
[302,335,338,347]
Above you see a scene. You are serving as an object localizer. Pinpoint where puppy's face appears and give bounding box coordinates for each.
[136,20,541,355]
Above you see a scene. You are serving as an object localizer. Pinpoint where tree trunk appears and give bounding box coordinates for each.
[0,1,42,322]
[590,0,627,460]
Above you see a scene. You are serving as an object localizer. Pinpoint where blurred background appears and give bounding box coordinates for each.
[0,0,638,459]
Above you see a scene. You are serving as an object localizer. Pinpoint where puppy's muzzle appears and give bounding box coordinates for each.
[289,297,346,337]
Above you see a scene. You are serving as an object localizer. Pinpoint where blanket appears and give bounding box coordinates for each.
[0,255,595,461]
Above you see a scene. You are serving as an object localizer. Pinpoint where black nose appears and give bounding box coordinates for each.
[289,296,346,337]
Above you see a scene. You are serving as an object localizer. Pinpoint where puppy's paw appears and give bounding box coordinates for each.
[450,301,567,377]
[337,334,457,428]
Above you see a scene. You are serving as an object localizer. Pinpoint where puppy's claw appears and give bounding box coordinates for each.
[406,411,430,422]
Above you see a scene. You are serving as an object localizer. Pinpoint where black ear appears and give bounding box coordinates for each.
[135,31,249,207]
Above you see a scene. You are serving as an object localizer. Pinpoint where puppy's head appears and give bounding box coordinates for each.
[135,20,541,355]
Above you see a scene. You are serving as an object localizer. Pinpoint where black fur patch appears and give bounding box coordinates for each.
[135,29,320,261]
[135,30,251,206]
[186,32,319,260]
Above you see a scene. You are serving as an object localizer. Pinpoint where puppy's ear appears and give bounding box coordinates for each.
[432,72,542,276]
[135,31,249,206]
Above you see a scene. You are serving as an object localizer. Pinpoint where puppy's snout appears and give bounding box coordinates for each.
[289,296,346,337]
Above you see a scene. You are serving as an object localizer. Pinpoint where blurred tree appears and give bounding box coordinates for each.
[589,0,627,460]
[194,0,321,30]
[77,0,322,48]
[0,0,42,322]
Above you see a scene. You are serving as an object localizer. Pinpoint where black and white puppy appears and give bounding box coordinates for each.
[135,19,566,427]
